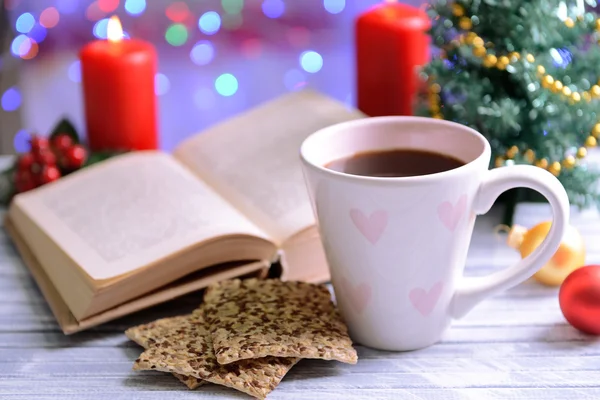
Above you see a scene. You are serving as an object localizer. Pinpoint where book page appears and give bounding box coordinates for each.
[173,89,365,243]
[13,152,270,281]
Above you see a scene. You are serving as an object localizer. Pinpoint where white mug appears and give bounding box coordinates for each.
[300,116,569,351]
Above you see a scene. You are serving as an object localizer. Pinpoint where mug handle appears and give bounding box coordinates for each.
[450,165,570,319]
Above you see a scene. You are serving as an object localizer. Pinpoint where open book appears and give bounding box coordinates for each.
[5,89,365,333]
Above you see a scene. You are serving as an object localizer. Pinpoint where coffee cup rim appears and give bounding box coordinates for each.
[300,116,492,184]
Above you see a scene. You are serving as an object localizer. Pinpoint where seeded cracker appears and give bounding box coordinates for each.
[131,311,299,399]
[203,279,358,365]
[125,316,204,390]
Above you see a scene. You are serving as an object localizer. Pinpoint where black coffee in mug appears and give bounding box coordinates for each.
[324,148,465,178]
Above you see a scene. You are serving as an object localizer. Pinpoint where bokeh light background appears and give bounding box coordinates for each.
[1,0,425,151]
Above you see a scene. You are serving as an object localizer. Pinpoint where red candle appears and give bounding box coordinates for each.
[80,16,159,151]
[355,1,430,117]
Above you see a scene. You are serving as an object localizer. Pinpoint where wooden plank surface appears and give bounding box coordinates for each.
[1,202,600,400]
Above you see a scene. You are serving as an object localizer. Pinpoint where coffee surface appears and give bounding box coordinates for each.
[325,149,465,178]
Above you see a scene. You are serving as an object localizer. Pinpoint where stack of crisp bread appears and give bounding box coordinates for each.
[125,278,358,399]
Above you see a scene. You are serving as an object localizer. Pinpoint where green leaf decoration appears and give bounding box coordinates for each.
[83,151,128,168]
[49,118,79,144]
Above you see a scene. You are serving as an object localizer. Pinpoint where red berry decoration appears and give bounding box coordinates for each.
[14,170,37,193]
[38,166,61,185]
[34,149,57,167]
[17,153,35,171]
[559,265,600,335]
[30,135,49,153]
[64,144,87,169]
[51,134,73,153]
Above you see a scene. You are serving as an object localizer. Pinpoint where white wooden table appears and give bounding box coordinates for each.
[2,203,600,400]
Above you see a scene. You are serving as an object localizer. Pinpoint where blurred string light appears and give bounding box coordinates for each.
[194,88,216,110]
[215,73,238,96]
[28,24,47,43]
[1,87,22,112]
[98,0,119,13]
[155,73,170,96]
[68,61,81,83]
[21,40,38,59]
[166,2,190,23]
[198,11,221,35]
[222,13,243,30]
[300,50,323,73]
[13,130,31,153]
[11,34,31,57]
[262,0,285,18]
[190,41,215,66]
[222,0,244,14]
[284,69,306,91]
[286,27,310,47]
[324,0,345,14]
[240,38,262,59]
[86,2,106,21]
[165,24,188,46]
[57,0,78,14]
[125,0,146,16]
[93,18,110,39]
[15,13,35,34]
[40,7,60,28]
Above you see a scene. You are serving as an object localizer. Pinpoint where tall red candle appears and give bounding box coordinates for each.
[80,16,159,151]
[355,1,430,117]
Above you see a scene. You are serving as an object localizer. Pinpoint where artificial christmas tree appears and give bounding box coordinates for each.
[418,0,600,218]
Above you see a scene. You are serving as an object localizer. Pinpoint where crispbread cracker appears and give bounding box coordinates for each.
[125,316,204,390]
[203,278,358,365]
[131,312,299,399]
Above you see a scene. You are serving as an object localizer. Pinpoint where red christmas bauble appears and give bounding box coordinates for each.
[14,170,36,193]
[51,134,73,153]
[17,153,35,171]
[64,144,87,169]
[34,149,57,167]
[559,265,600,335]
[30,136,49,153]
[39,166,61,185]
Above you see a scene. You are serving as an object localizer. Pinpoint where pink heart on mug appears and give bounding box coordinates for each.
[409,282,443,316]
[349,208,388,245]
[437,195,467,232]
[340,277,372,314]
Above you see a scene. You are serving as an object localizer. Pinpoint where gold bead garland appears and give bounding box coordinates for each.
[432,24,600,176]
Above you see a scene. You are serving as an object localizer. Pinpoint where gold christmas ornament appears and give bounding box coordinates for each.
[472,36,484,47]
[562,86,572,97]
[592,85,600,97]
[593,123,600,138]
[506,145,519,158]
[563,155,576,169]
[577,147,588,159]
[524,149,535,163]
[542,75,554,88]
[452,3,465,16]
[552,80,564,93]
[548,161,562,176]
[586,136,598,147]
[526,54,535,63]
[459,17,473,30]
[571,92,582,102]
[507,222,586,287]
[483,54,497,68]
[472,45,487,58]
[565,17,575,28]
[537,65,546,75]
[535,158,549,169]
